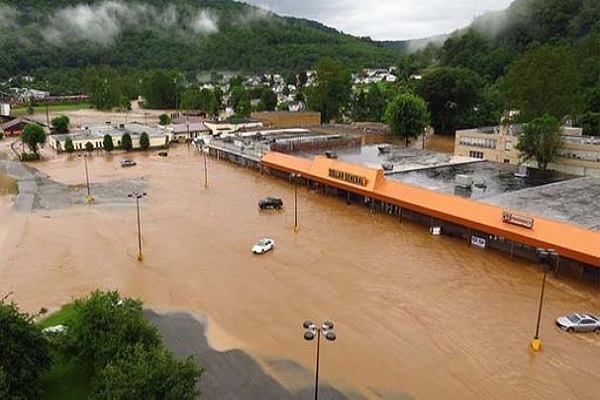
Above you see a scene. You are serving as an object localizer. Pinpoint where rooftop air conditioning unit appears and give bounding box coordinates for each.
[455,174,474,189]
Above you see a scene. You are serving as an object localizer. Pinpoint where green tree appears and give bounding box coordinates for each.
[62,291,160,374]
[504,45,582,120]
[140,132,150,150]
[515,114,563,172]
[51,115,70,134]
[159,114,172,125]
[0,367,9,399]
[384,93,429,147]
[85,142,94,152]
[91,344,201,400]
[83,66,128,110]
[258,88,278,111]
[142,70,176,109]
[307,58,352,123]
[417,67,482,135]
[103,134,115,152]
[230,86,251,117]
[65,137,75,153]
[21,123,47,156]
[353,83,387,122]
[0,299,51,399]
[121,133,133,151]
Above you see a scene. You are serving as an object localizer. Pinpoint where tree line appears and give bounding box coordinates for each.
[1,291,202,399]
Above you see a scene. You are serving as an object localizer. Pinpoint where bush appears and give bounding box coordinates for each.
[158,114,171,125]
[0,299,52,399]
[121,133,133,151]
[65,137,75,153]
[85,142,94,152]
[140,132,150,150]
[91,345,201,400]
[62,291,160,374]
[20,152,40,161]
[103,134,114,152]
[0,132,4,140]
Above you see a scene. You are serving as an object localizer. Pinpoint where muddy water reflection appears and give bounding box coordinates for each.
[1,146,600,399]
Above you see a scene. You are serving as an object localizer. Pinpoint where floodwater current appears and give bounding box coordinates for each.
[1,144,600,399]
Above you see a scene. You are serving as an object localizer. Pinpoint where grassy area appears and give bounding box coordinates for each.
[11,102,92,116]
[37,303,92,399]
[37,303,77,329]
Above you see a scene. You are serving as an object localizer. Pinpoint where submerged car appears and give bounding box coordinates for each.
[120,159,137,167]
[258,197,283,210]
[252,237,275,254]
[556,313,600,333]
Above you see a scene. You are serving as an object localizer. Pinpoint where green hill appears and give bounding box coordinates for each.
[0,0,402,80]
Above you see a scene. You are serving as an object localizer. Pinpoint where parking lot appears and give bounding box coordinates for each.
[2,143,600,399]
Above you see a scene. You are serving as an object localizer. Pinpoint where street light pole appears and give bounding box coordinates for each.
[202,146,209,188]
[128,192,147,261]
[79,154,93,202]
[292,173,301,232]
[303,320,336,400]
[531,249,556,351]
[83,154,90,198]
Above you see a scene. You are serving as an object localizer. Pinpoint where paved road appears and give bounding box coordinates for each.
[144,310,365,400]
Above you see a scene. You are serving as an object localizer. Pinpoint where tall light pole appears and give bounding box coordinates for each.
[203,147,209,188]
[292,173,301,232]
[531,249,557,351]
[128,191,147,261]
[79,154,92,202]
[303,320,336,400]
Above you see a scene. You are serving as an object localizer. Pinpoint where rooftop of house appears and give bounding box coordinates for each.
[52,122,166,141]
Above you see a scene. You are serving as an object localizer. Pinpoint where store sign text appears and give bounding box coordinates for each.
[501,211,534,229]
[328,169,367,186]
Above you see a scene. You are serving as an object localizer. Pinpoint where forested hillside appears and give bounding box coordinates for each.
[0,0,400,81]
[411,0,599,134]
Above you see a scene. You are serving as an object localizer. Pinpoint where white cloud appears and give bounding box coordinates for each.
[241,0,514,40]
[0,4,19,30]
[43,1,145,45]
[190,9,219,34]
[41,1,219,46]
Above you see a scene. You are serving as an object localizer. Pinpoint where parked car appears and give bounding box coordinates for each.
[258,197,283,210]
[556,313,600,333]
[42,324,68,334]
[252,237,275,254]
[120,159,137,167]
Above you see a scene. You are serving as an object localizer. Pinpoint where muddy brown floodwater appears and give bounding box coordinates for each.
[1,144,600,399]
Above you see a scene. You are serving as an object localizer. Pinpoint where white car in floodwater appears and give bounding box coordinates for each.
[252,237,275,254]
[556,313,600,333]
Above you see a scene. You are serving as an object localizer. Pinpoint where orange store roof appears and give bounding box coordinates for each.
[261,151,600,267]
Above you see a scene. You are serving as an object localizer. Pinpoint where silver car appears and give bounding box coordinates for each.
[555,313,600,333]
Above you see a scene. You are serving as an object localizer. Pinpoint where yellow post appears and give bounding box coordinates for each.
[530,338,541,351]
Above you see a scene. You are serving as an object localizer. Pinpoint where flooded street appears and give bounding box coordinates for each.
[2,144,600,399]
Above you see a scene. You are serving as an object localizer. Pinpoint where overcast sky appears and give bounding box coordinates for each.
[241,0,513,40]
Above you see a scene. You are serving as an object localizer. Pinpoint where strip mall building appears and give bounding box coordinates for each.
[260,152,600,281]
